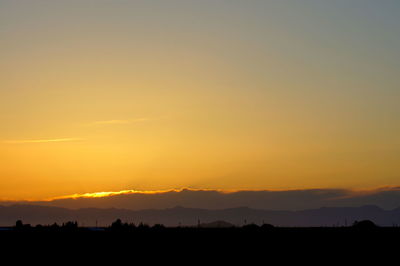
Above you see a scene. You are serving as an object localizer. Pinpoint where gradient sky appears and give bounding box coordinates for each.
[1,0,399,200]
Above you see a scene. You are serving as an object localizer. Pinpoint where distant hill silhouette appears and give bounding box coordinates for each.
[1,204,400,227]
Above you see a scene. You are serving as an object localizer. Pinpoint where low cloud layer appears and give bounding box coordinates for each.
[4,187,400,211]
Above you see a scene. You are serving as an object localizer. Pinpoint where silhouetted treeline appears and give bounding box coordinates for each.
[14,219,83,232]
[7,219,382,233]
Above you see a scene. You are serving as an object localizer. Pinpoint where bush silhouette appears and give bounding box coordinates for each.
[242,223,260,230]
[352,220,378,229]
[109,219,138,231]
[152,224,166,230]
[261,223,275,230]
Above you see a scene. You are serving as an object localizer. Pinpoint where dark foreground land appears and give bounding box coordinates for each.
[1,221,399,261]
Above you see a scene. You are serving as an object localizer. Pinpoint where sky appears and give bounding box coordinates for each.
[0,0,399,201]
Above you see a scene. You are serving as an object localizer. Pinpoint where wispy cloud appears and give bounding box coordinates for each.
[89,118,151,126]
[3,138,84,144]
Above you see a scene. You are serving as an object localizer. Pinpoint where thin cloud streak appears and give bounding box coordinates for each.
[3,138,84,144]
[49,188,184,200]
[47,188,235,201]
[89,118,151,126]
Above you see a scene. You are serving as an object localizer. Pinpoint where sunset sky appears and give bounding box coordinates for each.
[1,1,399,201]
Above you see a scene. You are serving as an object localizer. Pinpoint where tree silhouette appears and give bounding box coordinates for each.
[15,220,23,229]
[111,219,123,230]
[14,220,31,230]
[62,221,79,231]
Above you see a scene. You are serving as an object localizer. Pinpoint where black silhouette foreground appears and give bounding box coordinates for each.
[1,219,398,260]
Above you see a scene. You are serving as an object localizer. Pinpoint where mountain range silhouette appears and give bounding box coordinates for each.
[1,204,399,227]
